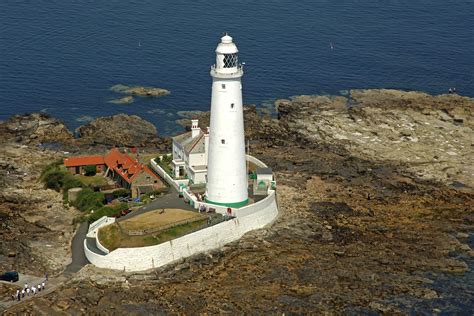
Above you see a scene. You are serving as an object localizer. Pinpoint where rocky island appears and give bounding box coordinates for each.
[0,89,472,314]
[110,84,170,98]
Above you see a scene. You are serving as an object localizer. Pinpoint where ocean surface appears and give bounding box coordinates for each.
[0,0,473,136]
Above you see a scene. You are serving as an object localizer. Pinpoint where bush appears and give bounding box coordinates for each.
[73,188,105,212]
[83,165,97,176]
[144,188,169,197]
[62,174,86,201]
[40,159,63,181]
[43,170,67,191]
[88,203,128,223]
[113,189,131,199]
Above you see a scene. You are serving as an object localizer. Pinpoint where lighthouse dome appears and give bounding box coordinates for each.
[221,34,233,44]
[215,33,238,54]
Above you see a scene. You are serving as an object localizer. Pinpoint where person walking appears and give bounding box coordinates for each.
[21,289,25,298]
[26,287,30,296]
[11,294,15,302]
[38,284,42,292]
[17,291,20,301]
[41,281,45,290]
[32,285,36,295]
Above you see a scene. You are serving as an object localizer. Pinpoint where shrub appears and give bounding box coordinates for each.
[83,165,97,176]
[62,174,86,200]
[112,189,131,199]
[43,170,67,191]
[40,159,63,181]
[73,188,105,212]
[88,203,128,223]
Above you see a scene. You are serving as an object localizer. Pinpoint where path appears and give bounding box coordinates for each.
[0,222,89,311]
[118,192,194,222]
[0,193,193,311]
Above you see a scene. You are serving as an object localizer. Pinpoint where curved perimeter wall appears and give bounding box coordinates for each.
[85,190,278,271]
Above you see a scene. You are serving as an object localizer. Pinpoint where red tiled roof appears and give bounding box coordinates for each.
[64,148,159,185]
[64,155,104,167]
[103,148,159,184]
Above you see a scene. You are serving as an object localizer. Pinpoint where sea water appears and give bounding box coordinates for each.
[0,0,472,136]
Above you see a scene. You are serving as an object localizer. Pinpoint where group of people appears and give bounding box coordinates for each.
[448,88,457,94]
[11,277,48,302]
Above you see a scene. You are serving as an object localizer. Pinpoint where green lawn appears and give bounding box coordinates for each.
[76,174,108,186]
[99,218,207,251]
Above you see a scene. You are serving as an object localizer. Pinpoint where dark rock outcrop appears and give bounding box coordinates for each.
[75,114,162,148]
[0,113,73,145]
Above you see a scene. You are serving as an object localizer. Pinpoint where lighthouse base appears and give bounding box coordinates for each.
[204,198,249,208]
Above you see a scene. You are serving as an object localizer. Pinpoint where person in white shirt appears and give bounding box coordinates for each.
[32,286,36,295]
[26,287,30,296]
[38,284,42,292]
[21,289,25,298]
[41,281,45,289]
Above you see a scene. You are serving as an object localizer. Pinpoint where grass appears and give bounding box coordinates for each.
[98,212,207,251]
[120,208,201,231]
[75,174,108,186]
[88,203,129,223]
[138,152,162,165]
[98,224,121,251]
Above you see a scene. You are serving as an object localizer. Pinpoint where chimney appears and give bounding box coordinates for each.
[191,119,200,138]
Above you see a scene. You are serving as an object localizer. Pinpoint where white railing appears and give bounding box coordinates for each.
[88,216,111,234]
[246,154,268,168]
[150,157,190,190]
[210,64,244,78]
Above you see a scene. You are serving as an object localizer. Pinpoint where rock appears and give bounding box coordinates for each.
[110,84,170,98]
[421,288,439,300]
[275,89,474,188]
[459,244,472,252]
[108,96,134,104]
[75,114,163,148]
[56,300,70,310]
[0,113,74,145]
[456,232,469,239]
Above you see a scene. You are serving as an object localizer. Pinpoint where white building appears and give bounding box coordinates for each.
[205,34,248,208]
[171,119,209,185]
[170,34,248,207]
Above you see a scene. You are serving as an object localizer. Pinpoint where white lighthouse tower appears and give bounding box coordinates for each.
[205,33,248,208]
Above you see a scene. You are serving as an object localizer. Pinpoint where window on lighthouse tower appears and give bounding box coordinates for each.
[223,53,237,68]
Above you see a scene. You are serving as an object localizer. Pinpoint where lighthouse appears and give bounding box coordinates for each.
[205,34,248,208]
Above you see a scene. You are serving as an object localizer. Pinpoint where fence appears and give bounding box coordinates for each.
[123,215,207,236]
[87,216,115,237]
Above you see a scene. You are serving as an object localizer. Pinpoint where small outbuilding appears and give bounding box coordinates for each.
[253,167,274,195]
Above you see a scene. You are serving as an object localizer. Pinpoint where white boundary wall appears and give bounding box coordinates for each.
[150,158,189,191]
[180,154,272,215]
[84,154,278,271]
[84,191,278,271]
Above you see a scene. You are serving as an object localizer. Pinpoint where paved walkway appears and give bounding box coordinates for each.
[0,222,89,311]
[118,192,194,222]
[64,222,89,275]
[0,192,194,312]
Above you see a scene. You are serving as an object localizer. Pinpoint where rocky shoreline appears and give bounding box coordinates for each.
[1,89,473,313]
